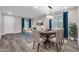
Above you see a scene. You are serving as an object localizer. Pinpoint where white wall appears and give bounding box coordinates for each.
[32,15,49,29]
[77,7,79,46]
[0,11,2,38]
[0,13,21,37]
[3,15,14,34]
[68,7,78,25]
[13,16,21,33]
[67,7,78,39]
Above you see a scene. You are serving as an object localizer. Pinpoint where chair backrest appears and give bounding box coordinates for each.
[60,29,64,39]
[32,30,40,42]
[55,29,64,42]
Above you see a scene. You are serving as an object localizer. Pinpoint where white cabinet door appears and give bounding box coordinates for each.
[3,15,14,34]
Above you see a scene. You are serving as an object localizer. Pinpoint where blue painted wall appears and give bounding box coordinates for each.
[21,18,32,33]
[49,19,52,30]
[63,12,68,38]
[21,18,25,33]
[28,19,31,28]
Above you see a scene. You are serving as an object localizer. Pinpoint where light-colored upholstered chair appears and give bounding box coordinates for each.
[60,29,64,46]
[32,30,46,52]
[49,29,64,52]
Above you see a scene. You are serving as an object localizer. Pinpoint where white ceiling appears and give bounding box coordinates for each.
[0,6,77,18]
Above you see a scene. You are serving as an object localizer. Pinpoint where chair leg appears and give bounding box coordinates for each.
[59,42,61,51]
[37,43,40,52]
[56,43,59,52]
[32,41,35,49]
[44,43,46,48]
[61,39,64,46]
[49,42,51,48]
[62,39,64,45]
[52,42,54,46]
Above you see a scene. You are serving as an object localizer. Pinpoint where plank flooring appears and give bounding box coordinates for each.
[0,33,79,52]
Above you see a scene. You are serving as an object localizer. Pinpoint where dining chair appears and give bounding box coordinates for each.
[60,29,64,46]
[32,30,46,52]
[49,30,63,52]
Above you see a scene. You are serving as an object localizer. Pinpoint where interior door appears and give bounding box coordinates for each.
[3,15,14,34]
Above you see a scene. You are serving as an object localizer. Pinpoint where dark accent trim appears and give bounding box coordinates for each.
[21,18,24,33]
[49,19,52,30]
[37,43,40,52]
[28,19,31,28]
[63,12,68,38]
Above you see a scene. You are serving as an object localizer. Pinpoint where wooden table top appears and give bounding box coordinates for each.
[39,27,64,35]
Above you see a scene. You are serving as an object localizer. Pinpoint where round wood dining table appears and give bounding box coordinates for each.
[39,31,56,48]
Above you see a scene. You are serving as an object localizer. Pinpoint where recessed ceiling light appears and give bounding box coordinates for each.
[46,15,54,19]
[64,7,67,9]
[8,11,12,15]
[34,6,38,8]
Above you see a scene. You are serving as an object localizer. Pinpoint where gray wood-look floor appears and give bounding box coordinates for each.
[0,33,79,52]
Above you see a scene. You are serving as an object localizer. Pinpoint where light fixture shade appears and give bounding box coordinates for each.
[47,15,54,19]
[37,20,41,23]
[37,20,43,25]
